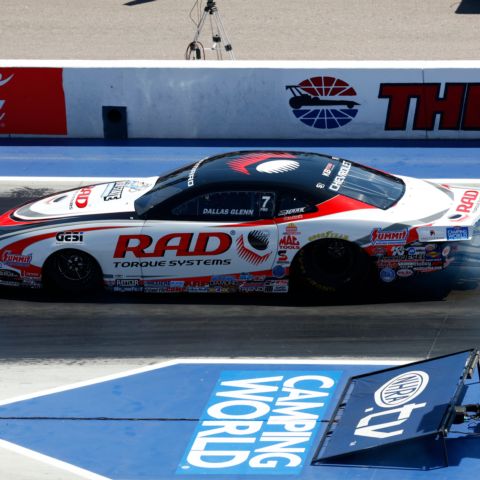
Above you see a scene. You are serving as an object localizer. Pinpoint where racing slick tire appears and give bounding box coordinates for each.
[291,239,372,296]
[43,249,103,294]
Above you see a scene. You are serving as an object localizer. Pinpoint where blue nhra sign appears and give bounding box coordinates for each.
[314,350,475,462]
[178,370,342,475]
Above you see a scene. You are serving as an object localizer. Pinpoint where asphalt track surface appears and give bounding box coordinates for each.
[2,0,480,60]
[1,188,480,363]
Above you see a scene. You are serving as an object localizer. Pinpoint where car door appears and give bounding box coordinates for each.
[138,189,278,293]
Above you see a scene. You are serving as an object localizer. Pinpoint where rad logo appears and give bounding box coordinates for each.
[355,370,429,439]
[286,76,360,129]
[178,370,341,475]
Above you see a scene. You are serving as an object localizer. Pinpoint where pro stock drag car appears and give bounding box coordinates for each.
[0,150,478,295]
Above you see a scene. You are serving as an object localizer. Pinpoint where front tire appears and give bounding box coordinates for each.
[43,249,103,294]
[291,239,371,296]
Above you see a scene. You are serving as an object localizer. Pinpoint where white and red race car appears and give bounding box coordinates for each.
[0,150,478,294]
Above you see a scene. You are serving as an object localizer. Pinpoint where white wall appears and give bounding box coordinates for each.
[2,60,480,139]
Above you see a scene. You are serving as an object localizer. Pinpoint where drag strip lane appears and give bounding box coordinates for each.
[0,194,479,362]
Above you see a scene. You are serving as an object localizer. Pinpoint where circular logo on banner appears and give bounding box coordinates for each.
[287,76,359,129]
[374,370,430,408]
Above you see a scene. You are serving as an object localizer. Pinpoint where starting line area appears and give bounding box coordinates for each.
[0,358,479,480]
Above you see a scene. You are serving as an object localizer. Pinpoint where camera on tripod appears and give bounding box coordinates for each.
[185,0,235,60]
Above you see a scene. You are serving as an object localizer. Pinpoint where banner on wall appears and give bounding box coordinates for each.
[0,68,67,135]
[1,61,480,139]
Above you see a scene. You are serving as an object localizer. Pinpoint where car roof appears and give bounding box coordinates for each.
[187,150,338,191]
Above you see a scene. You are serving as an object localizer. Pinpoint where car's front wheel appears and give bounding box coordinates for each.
[43,249,103,293]
[290,239,371,296]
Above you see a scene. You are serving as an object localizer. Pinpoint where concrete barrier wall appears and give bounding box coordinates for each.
[1,60,480,139]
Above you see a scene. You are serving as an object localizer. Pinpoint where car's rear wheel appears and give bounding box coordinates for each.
[290,239,371,296]
[43,249,103,293]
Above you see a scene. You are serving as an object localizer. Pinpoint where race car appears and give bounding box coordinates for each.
[0,150,478,295]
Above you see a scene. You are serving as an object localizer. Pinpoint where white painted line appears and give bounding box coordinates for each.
[0,357,407,407]
[0,439,110,480]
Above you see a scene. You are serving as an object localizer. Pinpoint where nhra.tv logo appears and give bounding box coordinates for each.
[286,76,360,129]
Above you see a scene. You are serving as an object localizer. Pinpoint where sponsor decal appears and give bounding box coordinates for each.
[211,275,237,286]
[285,224,299,235]
[1,251,32,266]
[144,280,185,293]
[379,267,396,283]
[329,160,351,192]
[187,158,206,187]
[373,247,386,257]
[114,233,232,258]
[392,246,405,256]
[102,181,127,201]
[126,180,151,192]
[279,235,300,250]
[228,152,296,176]
[113,279,142,292]
[178,370,341,475]
[236,234,272,265]
[239,282,265,293]
[442,245,451,257]
[272,265,286,278]
[355,371,429,439]
[446,226,469,241]
[276,250,289,264]
[0,268,21,284]
[55,231,84,243]
[308,231,349,242]
[396,268,414,278]
[286,76,359,129]
[0,68,67,135]
[114,259,232,268]
[417,227,445,242]
[186,285,210,293]
[374,371,429,408]
[371,228,409,245]
[74,187,93,209]
[379,82,480,131]
[277,207,306,217]
[322,162,334,177]
[267,279,289,293]
[456,190,480,213]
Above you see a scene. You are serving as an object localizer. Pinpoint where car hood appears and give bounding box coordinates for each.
[12,178,158,221]
[392,176,480,241]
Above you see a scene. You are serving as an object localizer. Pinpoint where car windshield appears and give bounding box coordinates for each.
[134,164,191,216]
[325,160,405,209]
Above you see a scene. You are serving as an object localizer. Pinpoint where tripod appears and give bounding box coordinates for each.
[186,0,235,60]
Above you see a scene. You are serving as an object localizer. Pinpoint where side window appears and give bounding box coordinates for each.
[277,192,316,217]
[171,191,275,220]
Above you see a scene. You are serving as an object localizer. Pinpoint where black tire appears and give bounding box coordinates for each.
[43,249,103,294]
[291,239,372,295]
